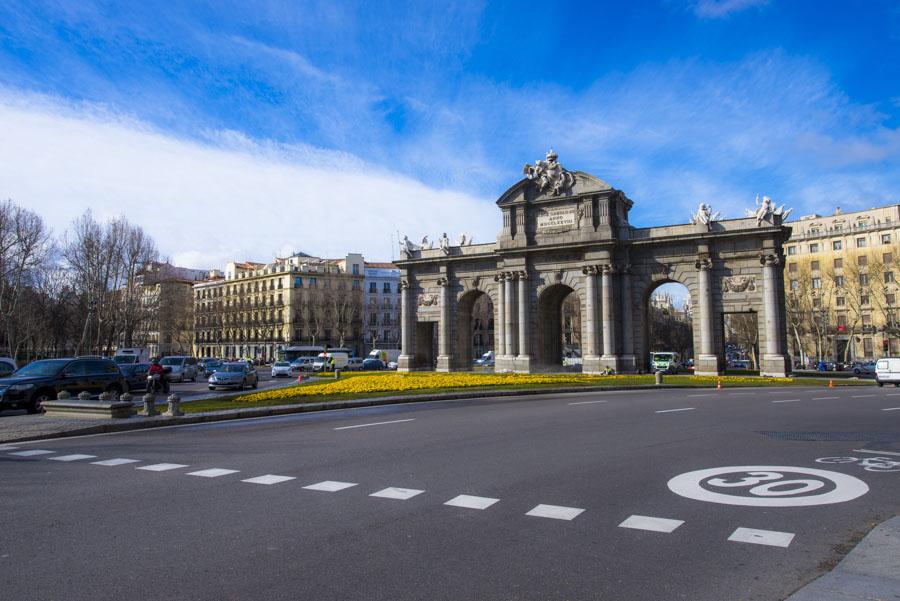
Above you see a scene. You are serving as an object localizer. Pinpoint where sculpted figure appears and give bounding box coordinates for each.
[745,194,793,226]
[439,232,450,255]
[689,202,721,230]
[457,233,467,246]
[523,148,576,196]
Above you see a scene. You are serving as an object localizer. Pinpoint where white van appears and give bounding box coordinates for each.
[313,352,349,371]
[875,358,900,387]
[114,347,150,365]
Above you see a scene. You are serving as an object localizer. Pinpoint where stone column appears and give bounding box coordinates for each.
[582,265,599,358]
[516,270,531,370]
[436,277,452,372]
[505,272,518,358]
[495,273,506,358]
[398,279,414,371]
[619,266,636,372]
[600,264,620,371]
[695,258,720,375]
[760,252,789,377]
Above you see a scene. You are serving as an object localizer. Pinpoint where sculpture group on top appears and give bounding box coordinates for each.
[523,148,576,196]
[689,202,722,230]
[746,194,793,226]
[399,232,475,257]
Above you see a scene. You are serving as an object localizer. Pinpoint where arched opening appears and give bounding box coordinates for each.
[537,284,581,369]
[455,290,494,370]
[643,281,694,372]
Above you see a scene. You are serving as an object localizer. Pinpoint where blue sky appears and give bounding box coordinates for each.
[1,0,899,269]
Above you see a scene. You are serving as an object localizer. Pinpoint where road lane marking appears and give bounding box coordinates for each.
[242,474,296,485]
[370,487,425,500]
[728,527,794,547]
[9,449,55,456]
[853,449,900,457]
[0,444,19,450]
[729,392,755,396]
[444,495,499,510]
[688,394,715,397]
[568,400,608,405]
[618,515,684,533]
[655,407,695,413]
[187,468,239,478]
[48,454,97,462]
[772,399,800,403]
[852,394,876,398]
[812,397,838,400]
[334,418,415,430]
[526,504,585,521]
[887,393,900,396]
[137,463,189,472]
[882,407,900,411]
[91,458,140,466]
[303,480,357,492]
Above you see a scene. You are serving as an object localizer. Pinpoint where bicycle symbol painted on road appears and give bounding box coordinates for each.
[816,456,900,472]
[667,465,869,507]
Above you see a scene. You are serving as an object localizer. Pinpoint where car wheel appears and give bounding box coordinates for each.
[208,386,215,390]
[191,374,196,382]
[28,390,54,414]
[106,384,122,399]
[252,378,258,389]
[877,380,884,387]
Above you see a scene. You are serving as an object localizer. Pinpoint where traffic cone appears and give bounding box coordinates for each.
[829,379,833,388]
[717,378,722,390]
[297,374,304,383]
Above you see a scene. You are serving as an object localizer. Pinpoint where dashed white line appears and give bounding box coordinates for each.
[852,394,876,398]
[187,468,240,478]
[0,444,20,451]
[812,397,839,400]
[688,394,715,398]
[772,399,800,404]
[728,527,794,548]
[568,400,608,405]
[852,449,900,457]
[370,487,425,500]
[444,495,499,510]
[618,515,684,533]
[242,474,296,485]
[303,480,358,492]
[526,504,585,521]
[729,392,755,396]
[137,463,189,472]
[882,407,900,411]
[48,454,97,462]
[887,393,900,396]
[91,458,141,466]
[9,449,55,457]
[334,418,415,430]
[655,407,695,413]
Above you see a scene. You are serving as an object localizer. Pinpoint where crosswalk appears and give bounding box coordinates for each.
[5,445,796,548]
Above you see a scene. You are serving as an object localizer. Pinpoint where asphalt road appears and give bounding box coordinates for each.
[2,385,899,600]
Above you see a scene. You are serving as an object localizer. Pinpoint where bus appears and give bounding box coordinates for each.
[650,352,681,373]
[280,345,352,363]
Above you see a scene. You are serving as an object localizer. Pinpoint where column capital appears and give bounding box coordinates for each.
[504,270,519,280]
[582,265,598,276]
[399,279,411,290]
[598,263,615,275]
[759,253,781,266]
[494,272,506,283]
[695,257,712,270]
[436,277,449,287]
[518,270,530,280]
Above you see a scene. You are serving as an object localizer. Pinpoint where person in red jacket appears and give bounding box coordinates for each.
[148,358,170,394]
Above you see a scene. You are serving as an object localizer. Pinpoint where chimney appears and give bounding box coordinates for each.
[834,207,841,215]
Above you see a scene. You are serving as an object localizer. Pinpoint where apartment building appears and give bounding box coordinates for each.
[784,204,900,363]
[363,262,401,351]
[137,262,210,357]
[193,253,366,361]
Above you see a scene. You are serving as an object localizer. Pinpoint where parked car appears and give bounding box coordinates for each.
[0,357,127,414]
[119,362,151,392]
[875,358,900,387]
[386,361,398,370]
[198,358,222,376]
[0,357,17,377]
[290,357,316,372]
[271,361,293,378]
[853,361,877,376]
[208,362,258,390]
[159,356,198,382]
[345,357,365,371]
[362,358,385,371]
[474,351,495,367]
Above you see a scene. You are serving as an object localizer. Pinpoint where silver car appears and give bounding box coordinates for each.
[159,356,198,383]
[208,362,258,390]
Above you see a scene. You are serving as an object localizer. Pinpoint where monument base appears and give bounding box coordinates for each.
[695,354,723,376]
[760,354,790,378]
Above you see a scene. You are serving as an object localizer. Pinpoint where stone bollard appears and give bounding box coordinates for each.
[655,370,664,386]
[334,368,341,380]
[142,393,159,417]
[120,392,132,403]
[56,390,71,400]
[164,393,183,417]
[98,391,112,401]
[78,391,91,401]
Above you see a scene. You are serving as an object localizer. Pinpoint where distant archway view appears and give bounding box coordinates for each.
[646,282,693,372]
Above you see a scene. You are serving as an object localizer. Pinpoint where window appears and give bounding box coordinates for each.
[834,224,843,232]
[324,279,331,288]
[309,277,317,287]
[352,279,360,290]
[863,338,873,355]
[832,240,842,251]
[888,293,896,305]
[857,237,867,248]
[837,313,847,327]
[811,260,820,271]
[369,282,377,293]
[809,243,820,253]
[383,282,392,293]
[858,255,868,266]
[834,258,843,269]
[787,246,797,256]
[788,263,797,273]
[882,233,892,244]
[861,295,870,306]
[790,280,799,291]
[859,274,869,286]
[812,277,821,289]
[294,277,302,288]
[836,296,845,307]
[885,272,895,284]
[884,252,893,265]
[352,264,360,275]
[812,297,821,309]
[369,314,377,325]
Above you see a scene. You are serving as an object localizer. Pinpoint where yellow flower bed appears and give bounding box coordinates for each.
[233,372,793,404]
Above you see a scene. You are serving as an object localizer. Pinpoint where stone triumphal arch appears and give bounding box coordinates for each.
[396,151,792,377]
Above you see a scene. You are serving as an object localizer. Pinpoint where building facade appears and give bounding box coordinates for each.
[193,253,369,361]
[138,262,210,357]
[363,262,401,351]
[783,205,900,364]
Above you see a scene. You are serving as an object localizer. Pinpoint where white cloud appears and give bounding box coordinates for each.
[692,0,769,19]
[0,91,496,269]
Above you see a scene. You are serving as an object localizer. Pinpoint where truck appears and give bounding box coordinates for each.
[313,351,350,372]
[113,347,150,365]
[368,349,401,364]
[650,352,681,373]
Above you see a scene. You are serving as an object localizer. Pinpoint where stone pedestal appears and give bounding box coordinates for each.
[696,354,722,376]
[760,354,790,378]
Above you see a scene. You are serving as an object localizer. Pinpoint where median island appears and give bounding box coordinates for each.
[180,371,871,414]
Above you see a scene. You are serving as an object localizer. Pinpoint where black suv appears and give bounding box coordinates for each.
[0,357,128,414]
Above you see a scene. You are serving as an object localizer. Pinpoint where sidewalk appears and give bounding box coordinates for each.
[787,516,900,600]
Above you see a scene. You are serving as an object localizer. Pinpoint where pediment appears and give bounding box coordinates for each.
[496,171,614,206]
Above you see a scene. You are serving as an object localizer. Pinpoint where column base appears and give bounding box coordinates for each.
[512,355,532,373]
[695,354,722,376]
[760,354,790,378]
[582,355,603,374]
[495,355,519,373]
[436,355,453,372]
[600,355,622,373]
[397,354,415,372]
[619,354,637,373]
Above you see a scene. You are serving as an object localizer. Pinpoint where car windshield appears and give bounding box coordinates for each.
[222,364,245,373]
[13,359,68,377]
[274,362,289,367]
[160,358,182,366]
[113,355,137,364]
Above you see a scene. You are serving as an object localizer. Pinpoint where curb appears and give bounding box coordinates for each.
[786,516,900,601]
[7,383,706,443]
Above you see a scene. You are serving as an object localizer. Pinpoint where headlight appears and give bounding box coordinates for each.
[10,384,34,392]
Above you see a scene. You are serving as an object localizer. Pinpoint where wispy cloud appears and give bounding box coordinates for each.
[691,0,769,19]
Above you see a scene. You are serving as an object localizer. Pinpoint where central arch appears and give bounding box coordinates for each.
[454,289,494,370]
[537,283,580,369]
[640,279,694,372]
